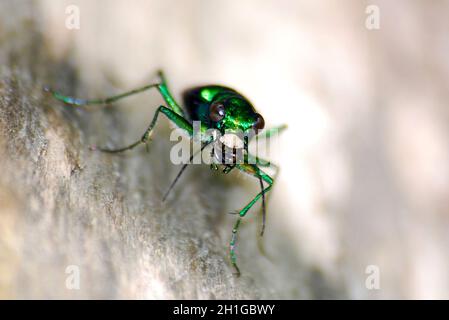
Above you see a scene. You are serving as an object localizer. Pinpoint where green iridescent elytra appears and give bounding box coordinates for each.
[44,71,286,276]
[183,85,264,132]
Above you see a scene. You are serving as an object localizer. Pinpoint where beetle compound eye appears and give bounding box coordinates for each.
[253,113,265,131]
[209,102,226,122]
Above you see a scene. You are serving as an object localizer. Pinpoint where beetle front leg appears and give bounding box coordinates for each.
[235,164,273,218]
[228,164,273,275]
[254,124,288,140]
[230,217,242,276]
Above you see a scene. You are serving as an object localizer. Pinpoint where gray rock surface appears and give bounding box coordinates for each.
[0,1,340,299]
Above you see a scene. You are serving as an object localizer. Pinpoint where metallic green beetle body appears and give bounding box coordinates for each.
[182,85,264,133]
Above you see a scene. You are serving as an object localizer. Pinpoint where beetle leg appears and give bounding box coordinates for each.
[45,70,185,117]
[246,153,278,169]
[230,217,242,276]
[223,164,236,174]
[253,124,288,140]
[93,105,192,153]
[228,164,273,274]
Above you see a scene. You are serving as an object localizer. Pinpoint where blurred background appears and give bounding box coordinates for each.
[1,0,449,299]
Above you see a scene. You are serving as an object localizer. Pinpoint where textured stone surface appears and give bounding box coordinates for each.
[2,0,449,300]
[0,1,341,299]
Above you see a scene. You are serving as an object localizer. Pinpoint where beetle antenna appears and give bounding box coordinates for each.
[259,175,266,236]
[162,140,211,202]
[162,163,189,202]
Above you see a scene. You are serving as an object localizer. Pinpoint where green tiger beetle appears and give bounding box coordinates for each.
[44,71,286,276]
